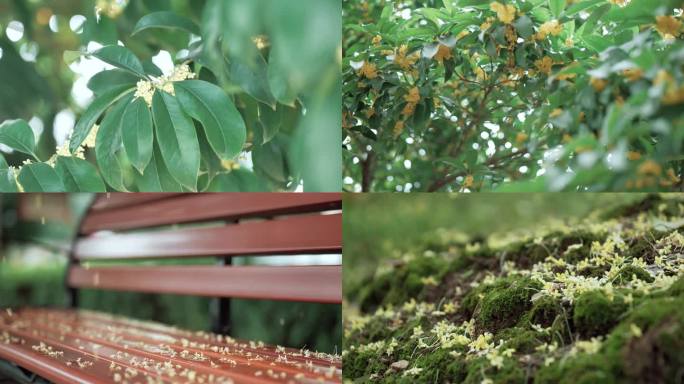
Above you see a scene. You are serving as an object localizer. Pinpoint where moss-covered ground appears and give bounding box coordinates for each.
[343,194,684,383]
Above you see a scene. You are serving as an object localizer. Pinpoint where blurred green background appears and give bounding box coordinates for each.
[0,194,341,353]
[343,193,647,297]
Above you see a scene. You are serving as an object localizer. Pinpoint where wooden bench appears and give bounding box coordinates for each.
[0,193,342,384]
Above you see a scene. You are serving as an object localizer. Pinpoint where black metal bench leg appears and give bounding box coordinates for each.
[212,256,231,335]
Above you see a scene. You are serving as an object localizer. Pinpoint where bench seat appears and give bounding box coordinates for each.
[0,308,341,384]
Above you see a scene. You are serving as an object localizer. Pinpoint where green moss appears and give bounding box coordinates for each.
[666,276,684,297]
[573,291,627,338]
[602,296,684,384]
[549,311,573,345]
[527,297,563,327]
[394,349,467,383]
[534,353,617,384]
[343,348,389,379]
[358,256,450,311]
[497,327,545,354]
[475,277,542,333]
[462,357,526,384]
[614,265,654,284]
[626,236,661,263]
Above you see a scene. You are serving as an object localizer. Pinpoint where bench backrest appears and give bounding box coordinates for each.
[67,193,342,303]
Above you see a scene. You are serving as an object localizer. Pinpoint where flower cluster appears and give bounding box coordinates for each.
[134,64,196,107]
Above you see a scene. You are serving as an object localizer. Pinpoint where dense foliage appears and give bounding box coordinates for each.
[344,194,684,382]
[343,0,684,192]
[0,0,340,192]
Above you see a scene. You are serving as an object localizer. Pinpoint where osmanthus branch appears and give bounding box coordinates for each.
[426,148,529,192]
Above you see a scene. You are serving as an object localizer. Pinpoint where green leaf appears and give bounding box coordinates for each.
[0,119,37,158]
[96,94,134,191]
[122,97,154,173]
[87,69,138,96]
[70,86,133,152]
[135,143,184,192]
[230,56,277,108]
[257,104,284,144]
[0,169,18,192]
[132,11,200,36]
[513,15,534,39]
[151,91,200,190]
[0,153,7,169]
[90,45,146,78]
[549,0,565,18]
[54,156,106,192]
[17,163,65,192]
[175,80,246,160]
[581,4,610,36]
[253,134,289,184]
[206,169,267,191]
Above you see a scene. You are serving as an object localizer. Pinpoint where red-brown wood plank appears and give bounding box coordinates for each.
[80,193,342,234]
[90,193,181,211]
[74,213,341,260]
[0,308,342,383]
[68,266,342,303]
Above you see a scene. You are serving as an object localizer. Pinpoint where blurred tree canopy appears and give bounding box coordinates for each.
[0,0,341,192]
[343,0,684,192]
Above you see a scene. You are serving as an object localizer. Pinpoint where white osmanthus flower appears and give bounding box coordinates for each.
[134,64,196,107]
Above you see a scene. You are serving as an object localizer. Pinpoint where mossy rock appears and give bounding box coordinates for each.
[573,291,627,338]
[527,296,563,327]
[534,353,618,384]
[614,265,654,284]
[388,349,467,383]
[601,296,684,384]
[474,277,542,333]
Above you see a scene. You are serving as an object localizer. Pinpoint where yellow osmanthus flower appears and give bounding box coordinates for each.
[395,44,418,71]
[358,62,378,80]
[608,0,630,6]
[629,323,642,338]
[434,44,453,63]
[622,68,643,82]
[662,86,684,105]
[590,77,607,92]
[504,25,517,45]
[627,151,642,161]
[221,159,240,170]
[638,160,662,177]
[556,73,576,81]
[475,67,486,81]
[565,37,574,47]
[655,15,682,39]
[516,132,528,144]
[405,87,421,104]
[372,35,382,46]
[95,0,127,19]
[463,175,474,188]
[481,19,493,31]
[549,108,563,118]
[534,56,553,75]
[83,124,99,148]
[536,20,563,40]
[490,2,517,24]
[393,121,405,138]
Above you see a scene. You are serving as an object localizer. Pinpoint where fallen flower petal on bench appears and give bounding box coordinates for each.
[0,308,341,384]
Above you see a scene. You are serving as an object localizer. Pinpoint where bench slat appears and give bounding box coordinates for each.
[68,265,342,303]
[0,308,341,383]
[81,193,341,234]
[74,213,341,260]
[90,193,181,211]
